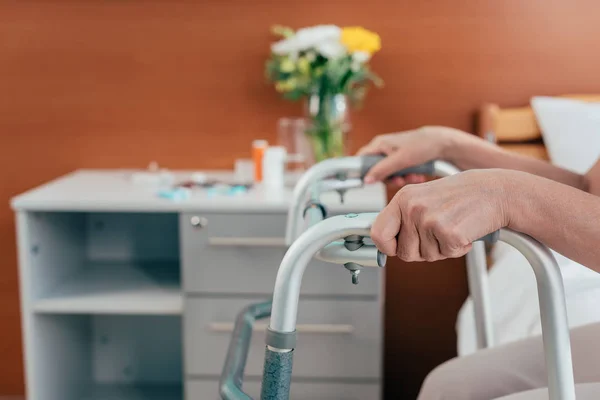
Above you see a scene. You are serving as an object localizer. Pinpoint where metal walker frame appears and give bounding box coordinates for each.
[220,156,575,400]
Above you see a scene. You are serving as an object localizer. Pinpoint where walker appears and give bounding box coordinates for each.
[219,158,576,400]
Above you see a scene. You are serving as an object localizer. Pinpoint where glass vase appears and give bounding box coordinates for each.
[303,93,351,165]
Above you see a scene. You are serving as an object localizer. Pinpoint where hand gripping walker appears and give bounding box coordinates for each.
[222,213,575,400]
[285,155,460,245]
[286,155,494,349]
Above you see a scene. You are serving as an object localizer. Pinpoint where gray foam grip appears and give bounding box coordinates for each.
[478,230,500,244]
[360,155,435,179]
[260,348,294,400]
[265,328,297,350]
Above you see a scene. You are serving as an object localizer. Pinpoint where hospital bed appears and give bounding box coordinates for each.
[457,94,600,356]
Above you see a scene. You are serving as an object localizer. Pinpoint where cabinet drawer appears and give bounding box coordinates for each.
[184,212,287,239]
[186,379,380,400]
[180,213,381,296]
[184,298,382,379]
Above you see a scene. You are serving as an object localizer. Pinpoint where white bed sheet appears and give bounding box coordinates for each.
[457,243,600,356]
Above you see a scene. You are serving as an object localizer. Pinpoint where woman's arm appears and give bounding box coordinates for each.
[359,126,589,192]
[445,132,589,192]
[584,159,600,196]
[506,170,600,269]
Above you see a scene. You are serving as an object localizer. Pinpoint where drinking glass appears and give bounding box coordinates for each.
[277,117,314,172]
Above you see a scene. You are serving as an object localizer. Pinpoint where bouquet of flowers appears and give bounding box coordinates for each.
[266,25,383,162]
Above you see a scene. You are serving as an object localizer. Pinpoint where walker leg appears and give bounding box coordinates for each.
[466,240,495,349]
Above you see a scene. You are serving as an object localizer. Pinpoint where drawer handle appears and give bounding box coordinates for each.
[208,237,287,247]
[208,322,354,334]
[190,216,208,228]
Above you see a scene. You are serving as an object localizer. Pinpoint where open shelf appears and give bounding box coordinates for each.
[34,262,182,315]
[22,212,184,400]
[81,384,182,400]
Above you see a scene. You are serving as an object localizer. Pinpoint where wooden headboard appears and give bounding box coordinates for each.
[478,94,600,160]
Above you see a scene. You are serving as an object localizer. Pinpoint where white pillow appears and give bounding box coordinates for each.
[531,96,600,174]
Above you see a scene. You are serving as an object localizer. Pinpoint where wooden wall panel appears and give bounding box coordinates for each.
[2,0,600,397]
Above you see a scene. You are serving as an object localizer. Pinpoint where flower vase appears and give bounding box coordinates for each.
[303,93,351,164]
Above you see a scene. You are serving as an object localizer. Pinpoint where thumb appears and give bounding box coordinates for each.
[364,151,411,183]
[371,201,402,256]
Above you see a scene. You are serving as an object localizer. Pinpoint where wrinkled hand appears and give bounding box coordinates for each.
[357,126,468,186]
[371,169,510,262]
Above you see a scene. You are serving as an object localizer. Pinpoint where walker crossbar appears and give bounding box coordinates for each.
[219,301,272,400]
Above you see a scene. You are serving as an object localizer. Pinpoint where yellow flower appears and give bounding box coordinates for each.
[280,58,295,73]
[297,57,310,74]
[341,26,381,55]
[275,78,297,92]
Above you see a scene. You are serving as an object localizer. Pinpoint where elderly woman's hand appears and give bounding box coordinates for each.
[357,126,470,186]
[371,169,512,262]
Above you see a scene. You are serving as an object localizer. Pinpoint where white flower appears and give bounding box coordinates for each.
[352,51,371,64]
[271,25,346,59]
[351,51,371,71]
[317,40,346,59]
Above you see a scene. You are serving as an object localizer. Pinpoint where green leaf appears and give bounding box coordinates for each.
[282,89,305,101]
[271,25,295,38]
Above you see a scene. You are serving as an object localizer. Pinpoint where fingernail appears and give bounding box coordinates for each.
[364,176,375,184]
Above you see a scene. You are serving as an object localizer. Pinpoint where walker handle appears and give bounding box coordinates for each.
[360,155,499,245]
[360,155,435,179]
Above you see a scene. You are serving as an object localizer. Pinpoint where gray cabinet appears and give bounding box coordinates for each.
[11,170,385,400]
